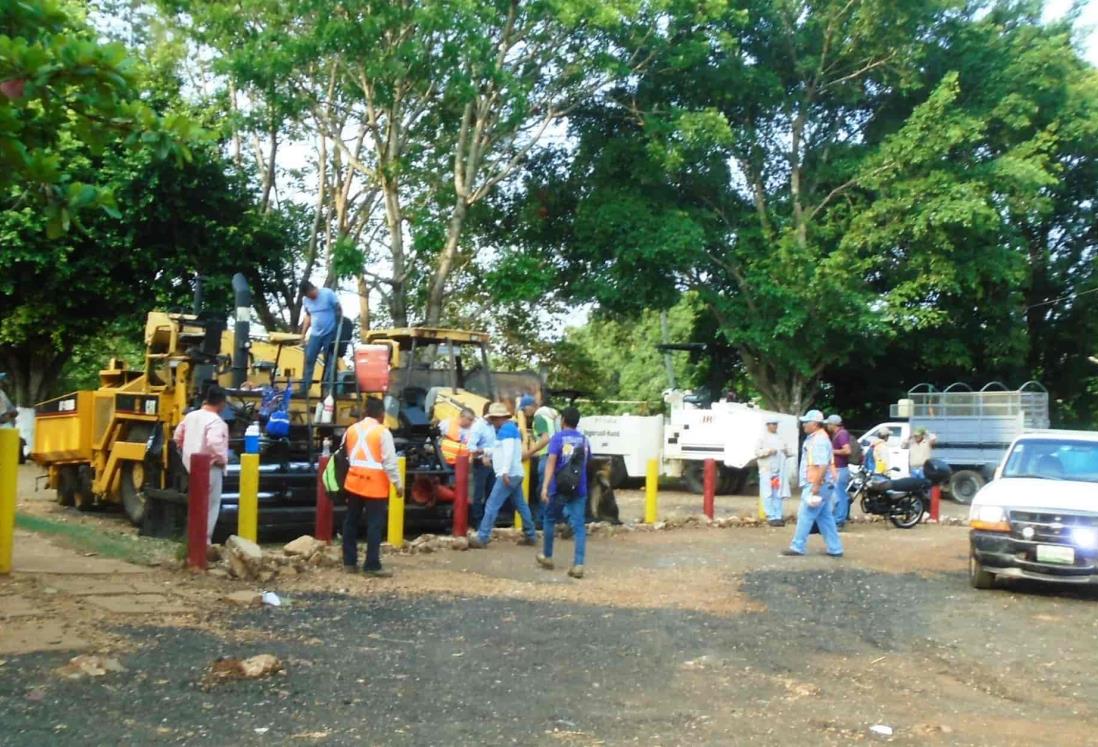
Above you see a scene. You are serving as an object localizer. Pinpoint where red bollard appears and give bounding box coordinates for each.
[930,484,941,523]
[316,455,333,542]
[187,453,211,570]
[703,458,716,520]
[453,454,470,537]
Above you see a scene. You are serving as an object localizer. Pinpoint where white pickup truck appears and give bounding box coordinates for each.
[968,430,1098,589]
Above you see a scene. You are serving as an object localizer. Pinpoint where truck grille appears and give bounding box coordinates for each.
[1009,511,1098,544]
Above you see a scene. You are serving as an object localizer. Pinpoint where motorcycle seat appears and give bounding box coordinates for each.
[883,477,931,493]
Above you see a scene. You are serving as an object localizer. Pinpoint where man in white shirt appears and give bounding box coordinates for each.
[468,402,497,526]
[755,417,793,526]
[173,386,230,542]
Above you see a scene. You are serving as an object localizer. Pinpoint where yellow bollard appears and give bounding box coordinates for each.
[237,453,259,543]
[0,429,18,575]
[645,458,659,524]
[387,456,406,548]
[515,459,531,532]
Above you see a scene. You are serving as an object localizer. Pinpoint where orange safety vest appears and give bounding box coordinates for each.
[343,419,390,499]
[439,419,470,465]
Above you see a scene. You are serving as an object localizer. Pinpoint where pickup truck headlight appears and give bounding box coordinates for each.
[1071,526,1098,550]
[970,505,1010,532]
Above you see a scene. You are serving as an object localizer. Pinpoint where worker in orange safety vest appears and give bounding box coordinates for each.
[341,397,403,577]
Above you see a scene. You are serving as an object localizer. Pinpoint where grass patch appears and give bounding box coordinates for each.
[15,512,178,566]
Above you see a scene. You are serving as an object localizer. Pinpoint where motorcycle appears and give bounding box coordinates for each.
[846,467,931,529]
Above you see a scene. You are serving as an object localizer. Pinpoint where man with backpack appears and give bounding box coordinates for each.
[536,406,589,579]
[826,414,855,529]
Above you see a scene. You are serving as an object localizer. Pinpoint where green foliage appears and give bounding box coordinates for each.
[0,0,201,235]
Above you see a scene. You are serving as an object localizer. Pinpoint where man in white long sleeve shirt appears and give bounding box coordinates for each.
[173,386,230,542]
[469,402,537,549]
[756,417,793,526]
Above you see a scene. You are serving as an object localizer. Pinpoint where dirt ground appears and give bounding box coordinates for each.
[2,464,1096,746]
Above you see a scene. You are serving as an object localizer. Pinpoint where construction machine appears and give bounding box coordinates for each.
[32,274,365,538]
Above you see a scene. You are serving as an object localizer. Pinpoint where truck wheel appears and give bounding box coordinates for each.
[121,462,147,526]
[969,554,995,590]
[57,466,78,507]
[718,467,748,495]
[682,462,704,494]
[949,470,985,505]
[609,456,628,489]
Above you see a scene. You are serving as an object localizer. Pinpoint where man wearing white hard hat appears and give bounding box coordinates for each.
[782,410,843,557]
[755,416,792,526]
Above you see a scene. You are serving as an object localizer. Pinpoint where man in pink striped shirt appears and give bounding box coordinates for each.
[173,386,229,542]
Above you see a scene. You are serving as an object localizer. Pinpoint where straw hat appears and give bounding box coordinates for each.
[487,402,512,418]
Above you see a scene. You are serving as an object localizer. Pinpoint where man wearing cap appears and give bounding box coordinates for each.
[470,403,538,549]
[826,414,853,528]
[901,428,937,479]
[872,427,892,475]
[782,410,843,557]
[523,395,560,528]
[755,417,792,526]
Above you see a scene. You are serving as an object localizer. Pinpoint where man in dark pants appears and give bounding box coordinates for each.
[341,398,403,577]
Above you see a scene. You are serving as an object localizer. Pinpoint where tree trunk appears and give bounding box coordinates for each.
[382,184,409,328]
[1,346,65,406]
[357,275,371,332]
[424,198,468,326]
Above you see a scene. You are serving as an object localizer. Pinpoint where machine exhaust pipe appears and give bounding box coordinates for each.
[231,273,252,388]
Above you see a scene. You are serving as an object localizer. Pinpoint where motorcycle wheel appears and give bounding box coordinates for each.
[889,494,925,529]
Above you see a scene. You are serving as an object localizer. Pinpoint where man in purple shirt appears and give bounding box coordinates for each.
[826,414,852,528]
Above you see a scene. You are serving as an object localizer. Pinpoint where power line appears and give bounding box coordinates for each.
[1025,285,1098,311]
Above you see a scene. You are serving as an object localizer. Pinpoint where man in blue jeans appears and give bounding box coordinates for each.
[825,414,852,528]
[783,409,843,558]
[536,406,589,579]
[469,402,537,549]
[298,280,341,398]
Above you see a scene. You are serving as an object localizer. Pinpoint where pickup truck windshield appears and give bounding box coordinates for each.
[1002,439,1098,483]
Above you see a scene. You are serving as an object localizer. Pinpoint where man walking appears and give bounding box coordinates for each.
[782,410,843,558]
[298,280,342,397]
[173,386,229,543]
[468,402,497,527]
[902,427,937,479]
[755,417,792,526]
[470,403,537,549]
[826,414,853,528]
[536,406,589,579]
[341,398,403,577]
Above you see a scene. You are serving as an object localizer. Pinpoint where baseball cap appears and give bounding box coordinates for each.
[825,414,842,425]
[487,402,512,418]
[765,416,780,424]
[799,409,825,423]
[877,426,892,437]
[518,394,536,409]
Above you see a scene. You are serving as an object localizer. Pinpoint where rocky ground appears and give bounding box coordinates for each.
[2,465,1096,746]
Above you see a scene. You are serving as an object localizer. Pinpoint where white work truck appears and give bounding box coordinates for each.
[578,413,664,487]
[858,382,1050,503]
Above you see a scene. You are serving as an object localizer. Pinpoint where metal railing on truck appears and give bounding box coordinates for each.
[889,381,1049,429]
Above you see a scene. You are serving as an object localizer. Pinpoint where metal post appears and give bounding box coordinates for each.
[515,459,530,532]
[703,458,716,520]
[930,484,941,523]
[315,455,333,542]
[0,429,18,574]
[453,454,470,537]
[238,453,259,542]
[187,453,211,570]
[388,456,406,547]
[644,458,659,524]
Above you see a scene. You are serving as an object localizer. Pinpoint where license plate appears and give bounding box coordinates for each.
[1036,545,1075,565]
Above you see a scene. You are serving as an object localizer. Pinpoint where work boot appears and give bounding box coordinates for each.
[468,536,486,549]
[342,564,358,574]
[363,568,393,578]
[780,549,805,557]
[517,536,536,547]
[567,565,584,579]
[767,519,785,527]
[536,554,554,570]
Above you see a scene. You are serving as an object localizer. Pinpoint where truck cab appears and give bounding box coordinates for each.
[968,430,1098,589]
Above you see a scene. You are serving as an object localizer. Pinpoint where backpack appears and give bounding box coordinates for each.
[847,437,865,466]
[321,446,349,505]
[555,441,587,498]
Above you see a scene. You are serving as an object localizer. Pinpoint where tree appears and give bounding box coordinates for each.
[0,0,198,235]
[493,0,1092,414]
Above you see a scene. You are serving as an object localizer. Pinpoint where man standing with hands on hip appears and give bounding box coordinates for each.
[783,410,843,558]
[173,386,229,543]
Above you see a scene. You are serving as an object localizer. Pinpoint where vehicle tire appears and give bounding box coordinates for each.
[969,554,995,590]
[609,456,628,489]
[120,461,147,526]
[949,470,985,505]
[75,464,95,509]
[718,467,748,495]
[57,465,77,507]
[889,494,925,529]
[682,462,705,494]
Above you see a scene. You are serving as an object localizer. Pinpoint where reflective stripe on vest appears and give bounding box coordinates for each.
[344,420,390,499]
[348,423,384,469]
[439,420,469,465]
